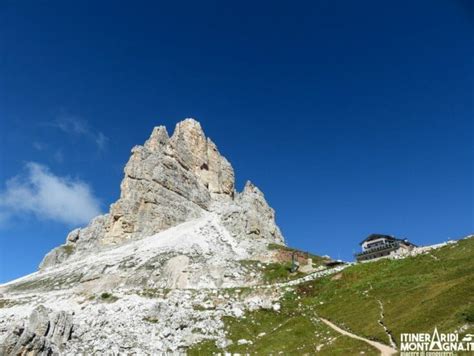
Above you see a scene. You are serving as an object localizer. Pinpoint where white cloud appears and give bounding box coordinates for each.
[95,132,109,151]
[0,163,102,226]
[52,115,108,151]
[53,116,88,135]
[33,141,46,151]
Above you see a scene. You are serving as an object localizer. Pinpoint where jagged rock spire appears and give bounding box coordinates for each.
[40,118,284,269]
[169,119,235,197]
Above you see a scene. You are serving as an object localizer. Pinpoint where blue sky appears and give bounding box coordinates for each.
[0,1,472,283]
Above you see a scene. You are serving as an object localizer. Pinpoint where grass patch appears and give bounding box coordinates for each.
[188,340,218,355]
[239,259,306,283]
[262,262,305,283]
[188,291,378,355]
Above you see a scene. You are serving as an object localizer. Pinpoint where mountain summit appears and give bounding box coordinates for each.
[41,118,284,270]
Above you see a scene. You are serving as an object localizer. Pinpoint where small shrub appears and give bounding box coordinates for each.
[193,304,214,311]
[62,244,75,255]
[0,299,10,308]
[100,292,118,302]
[460,305,474,323]
[143,316,159,323]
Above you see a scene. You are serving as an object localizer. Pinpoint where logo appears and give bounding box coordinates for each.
[400,327,474,355]
[462,334,474,342]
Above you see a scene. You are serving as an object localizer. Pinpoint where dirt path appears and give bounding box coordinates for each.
[376,299,398,349]
[319,317,397,356]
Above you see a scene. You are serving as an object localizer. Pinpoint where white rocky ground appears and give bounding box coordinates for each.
[0,213,344,353]
[2,214,253,292]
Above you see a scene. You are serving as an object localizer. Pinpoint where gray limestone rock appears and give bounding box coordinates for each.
[39,118,284,270]
[0,305,73,356]
[213,181,284,251]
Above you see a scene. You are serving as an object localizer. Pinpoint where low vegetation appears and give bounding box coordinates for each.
[100,292,119,303]
[0,299,19,309]
[189,291,379,355]
[62,244,75,255]
[7,273,83,292]
[190,237,474,354]
[239,259,306,283]
[262,262,305,283]
[138,288,171,298]
[143,316,159,323]
[299,237,474,346]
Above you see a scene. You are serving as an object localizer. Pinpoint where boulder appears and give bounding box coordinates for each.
[0,305,73,356]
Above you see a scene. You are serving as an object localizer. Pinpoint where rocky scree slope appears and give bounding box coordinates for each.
[0,119,295,354]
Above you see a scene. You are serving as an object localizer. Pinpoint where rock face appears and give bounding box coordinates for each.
[0,118,290,354]
[40,118,284,270]
[0,305,73,355]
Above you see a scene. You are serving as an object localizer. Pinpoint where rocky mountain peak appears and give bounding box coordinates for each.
[39,118,284,270]
[143,125,169,152]
[168,118,235,198]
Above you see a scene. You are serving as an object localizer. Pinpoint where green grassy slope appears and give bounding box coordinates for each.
[189,291,379,355]
[189,237,474,354]
[300,237,474,346]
